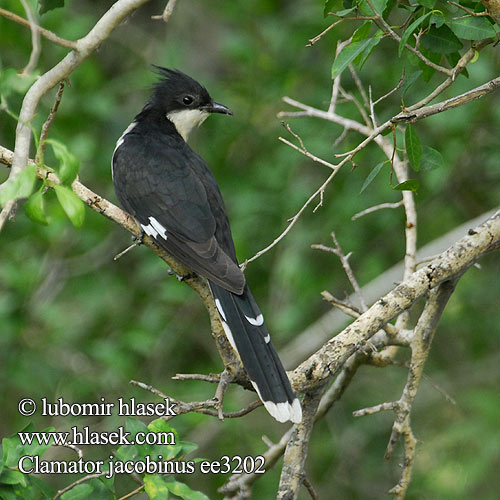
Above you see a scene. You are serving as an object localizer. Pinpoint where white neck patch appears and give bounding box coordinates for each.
[167,109,209,141]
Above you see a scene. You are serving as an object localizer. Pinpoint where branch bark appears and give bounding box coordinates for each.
[291,209,500,391]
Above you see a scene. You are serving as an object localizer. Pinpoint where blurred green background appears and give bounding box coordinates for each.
[1,0,499,498]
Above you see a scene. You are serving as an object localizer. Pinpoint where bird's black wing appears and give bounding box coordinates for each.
[113,131,245,294]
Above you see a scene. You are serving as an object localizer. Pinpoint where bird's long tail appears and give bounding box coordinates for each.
[209,282,302,423]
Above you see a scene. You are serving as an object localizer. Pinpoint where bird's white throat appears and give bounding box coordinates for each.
[167,109,209,141]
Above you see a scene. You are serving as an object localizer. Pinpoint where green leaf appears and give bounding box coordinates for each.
[0,69,38,98]
[392,179,420,191]
[2,436,21,468]
[324,0,343,16]
[401,70,423,96]
[421,25,463,54]
[332,23,374,78]
[29,476,55,499]
[44,139,79,184]
[25,189,49,225]
[60,483,94,500]
[38,0,65,15]
[419,46,442,82]
[0,486,18,500]
[450,16,497,40]
[360,161,387,193]
[353,30,383,68]
[399,12,432,57]
[126,417,150,440]
[165,480,210,500]
[421,145,444,170]
[144,475,170,500]
[115,444,137,463]
[359,0,388,16]
[147,419,178,437]
[430,10,445,28]
[419,0,435,8]
[405,125,422,172]
[0,165,37,206]
[178,441,199,456]
[53,185,85,228]
[127,417,153,459]
[0,469,27,487]
[335,7,357,16]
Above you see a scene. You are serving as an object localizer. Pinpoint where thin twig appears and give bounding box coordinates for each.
[313,231,367,311]
[0,7,76,49]
[329,39,351,114]
[352,200,404,220]
[349,64,369,108]
[340,85,371,128]
[117,484,145,500]
[448,0,489,16]
[280,123,338,170]
[130,379,261,419]
[36,81,66,165]
[373,70,406,106]
[393,75,500,123]
[307,19,345,46]
[152,0,179,21]
[173,373,220,383]
[20,0,41,75]
[302,476,319,499]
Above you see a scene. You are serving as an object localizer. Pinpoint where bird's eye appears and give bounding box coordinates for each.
[182,95,194,105]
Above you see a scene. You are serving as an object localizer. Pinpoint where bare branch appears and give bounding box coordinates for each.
[448,0,490,16]
[373,70,406,106]
[152,0,180,22]
[36,81,66,165]
[306,18,345,47]
[19,0,41,75]
[277,386,325,499]
[352,200,404,220]
[292,209,500,392]
[0,7,77,50]
[312,231,367,310]
[393,75,500,123]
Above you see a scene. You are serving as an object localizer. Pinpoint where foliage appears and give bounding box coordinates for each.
[1,0,500,498]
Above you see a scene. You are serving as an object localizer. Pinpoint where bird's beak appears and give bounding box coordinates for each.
[203,101,233,115]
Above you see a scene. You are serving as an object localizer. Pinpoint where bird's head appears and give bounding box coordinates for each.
[150,66,232,141]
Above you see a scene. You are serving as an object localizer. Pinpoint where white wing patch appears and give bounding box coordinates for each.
[141,216,168,240]
[112,121,137,181]
[245,313,264,326]
[114,121,137,152]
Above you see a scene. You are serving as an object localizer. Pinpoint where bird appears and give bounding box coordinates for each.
[111,66,301,424]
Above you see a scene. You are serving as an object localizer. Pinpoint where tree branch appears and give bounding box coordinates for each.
[0,7,77,50]
[1,0,159,230]
[291,209,500,391]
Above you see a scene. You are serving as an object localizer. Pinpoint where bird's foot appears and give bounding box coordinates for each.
[167,269,196,282]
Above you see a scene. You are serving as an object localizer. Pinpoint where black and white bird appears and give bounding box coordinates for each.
[112,67,301,424]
